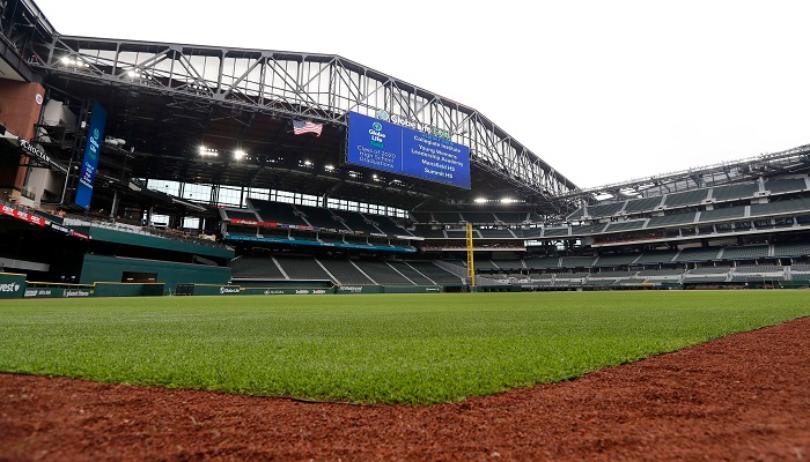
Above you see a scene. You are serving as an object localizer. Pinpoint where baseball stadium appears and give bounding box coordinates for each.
[0,0,809,459]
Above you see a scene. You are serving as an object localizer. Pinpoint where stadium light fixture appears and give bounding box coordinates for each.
[474,197,488,204]
[500,197,516,204]
[324,164,335,172]
[59,56,88,68]
[233,149,247,161]
[303,160,313,167]
[198,145,218,157]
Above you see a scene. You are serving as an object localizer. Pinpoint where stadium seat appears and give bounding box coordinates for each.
[750,197,810,218]
[637,268,683,278]
[565,207,585,221]
[721,245,769,260]
[663,189,709,208]
[773,242,810,258]
[543,227,570,238]
[765,177,807,194]
[478,228,516,238]
[734,264,782,273]
[249,200,307,226]
[673,247,720,262]
[585,202,625,218]
[411,212,434,223]
[407,261,463,284]
[492,259,524,271]
[431,212,462,223]
[332,210,383,234]
[623,196,664,214]
[524,256,561,269]
[319,259,375,285]
[634,252,678,265]
[594,254,640,267]
[687,266,730,275]
[604,220,646,233]
[367,215,413,237]
[297,205,349,231]
[354,261,414,284]
[495,212,529,224]
[388,261,435,285]
[646,212,696,229]
[274,256,332,280]
[416,227,446,239]
[711,182,758,202]
[229,255,286,279]
[698,206,746,223]
[459,211,497,223]
[223,209,260,222]
[571,223,607,235]
[560,256,596,268]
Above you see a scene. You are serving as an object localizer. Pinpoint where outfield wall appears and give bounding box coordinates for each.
[2,271,805,299]
[80,254,231,294]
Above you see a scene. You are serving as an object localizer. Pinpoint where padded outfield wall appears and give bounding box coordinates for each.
[79,254,231,294]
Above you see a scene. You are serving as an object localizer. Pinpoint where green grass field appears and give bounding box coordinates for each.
[0,291,808,404]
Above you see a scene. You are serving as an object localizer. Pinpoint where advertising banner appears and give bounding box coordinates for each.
[75,102,107,209]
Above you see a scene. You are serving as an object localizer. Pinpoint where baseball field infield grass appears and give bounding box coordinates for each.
[0,290,808,404]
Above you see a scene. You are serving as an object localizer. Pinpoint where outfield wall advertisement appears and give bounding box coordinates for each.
[346,111,471,189]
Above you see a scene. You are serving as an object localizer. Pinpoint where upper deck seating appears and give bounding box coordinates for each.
[298,205,348,231]
[586,202,625,218]
[432,212,462,223]
[624,196,663,214]
[460,212,497,223]
[495,212,529,223]
[664,189,709,208]
[673,247,720,262]
[250,199,307,226]
[721,245,769,260]
[765,177,806,194]
[333,210,381,234]
[711,182,758,201]
[647,212,696,228]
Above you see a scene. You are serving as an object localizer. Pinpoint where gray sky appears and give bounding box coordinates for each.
[36,0,810,189]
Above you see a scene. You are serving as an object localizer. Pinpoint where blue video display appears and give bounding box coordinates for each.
[346,111,471,189]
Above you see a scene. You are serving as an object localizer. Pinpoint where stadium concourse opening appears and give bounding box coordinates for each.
[0,0,809,298]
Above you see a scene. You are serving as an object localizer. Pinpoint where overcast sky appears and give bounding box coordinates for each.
[36,0,810,189]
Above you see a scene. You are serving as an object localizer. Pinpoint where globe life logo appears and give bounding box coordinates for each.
[368,121,386,149]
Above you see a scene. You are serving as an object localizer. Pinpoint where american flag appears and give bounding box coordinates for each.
[292,119,323,137]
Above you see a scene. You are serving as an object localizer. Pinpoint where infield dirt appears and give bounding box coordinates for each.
[2,316,809,461]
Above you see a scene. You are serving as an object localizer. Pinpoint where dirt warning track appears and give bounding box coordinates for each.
[2,317,809,461]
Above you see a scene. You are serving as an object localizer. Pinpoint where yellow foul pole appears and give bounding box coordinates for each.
[466,223,476,288]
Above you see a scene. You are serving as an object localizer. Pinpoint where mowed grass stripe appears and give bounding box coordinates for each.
[0,291,807,404]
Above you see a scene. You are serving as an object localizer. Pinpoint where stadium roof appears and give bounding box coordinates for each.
[560,143,810,203]
[0,0,579,212]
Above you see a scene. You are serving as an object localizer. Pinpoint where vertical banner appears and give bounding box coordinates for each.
[74,102,107,209]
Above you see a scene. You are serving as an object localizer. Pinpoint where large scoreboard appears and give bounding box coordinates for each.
[346,111,471,189]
